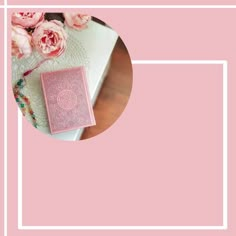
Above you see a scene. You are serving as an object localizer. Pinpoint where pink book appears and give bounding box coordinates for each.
[40,66,96,134]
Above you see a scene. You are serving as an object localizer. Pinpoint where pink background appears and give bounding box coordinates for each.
[6,0,236,5]
[7,6,236,236]
[22,64,223,226]
[0,9,4,236]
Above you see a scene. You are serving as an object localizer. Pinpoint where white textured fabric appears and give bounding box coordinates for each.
[12,21,118,140]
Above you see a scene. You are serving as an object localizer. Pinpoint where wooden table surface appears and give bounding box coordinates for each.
[81,38,133,140]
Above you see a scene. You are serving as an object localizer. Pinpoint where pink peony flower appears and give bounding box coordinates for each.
[12,26,32,59]
[32,20,67,58]
[12,12,44,28]
[64,12,90,30]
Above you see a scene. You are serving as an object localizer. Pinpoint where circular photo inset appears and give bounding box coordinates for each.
[11,12,133,141]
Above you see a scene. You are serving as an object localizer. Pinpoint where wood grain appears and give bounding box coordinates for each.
[81,38,133,139]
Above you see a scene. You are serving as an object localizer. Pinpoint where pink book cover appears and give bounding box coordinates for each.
[40,66,96,134]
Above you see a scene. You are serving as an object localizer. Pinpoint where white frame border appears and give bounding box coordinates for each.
[17,60,228,230]
[3,2,232,235]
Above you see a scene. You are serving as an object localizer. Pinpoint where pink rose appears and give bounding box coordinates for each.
[12,12,44,28]
[64,12,90,30]
[32,20,67,58]
[12,26,32,59]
